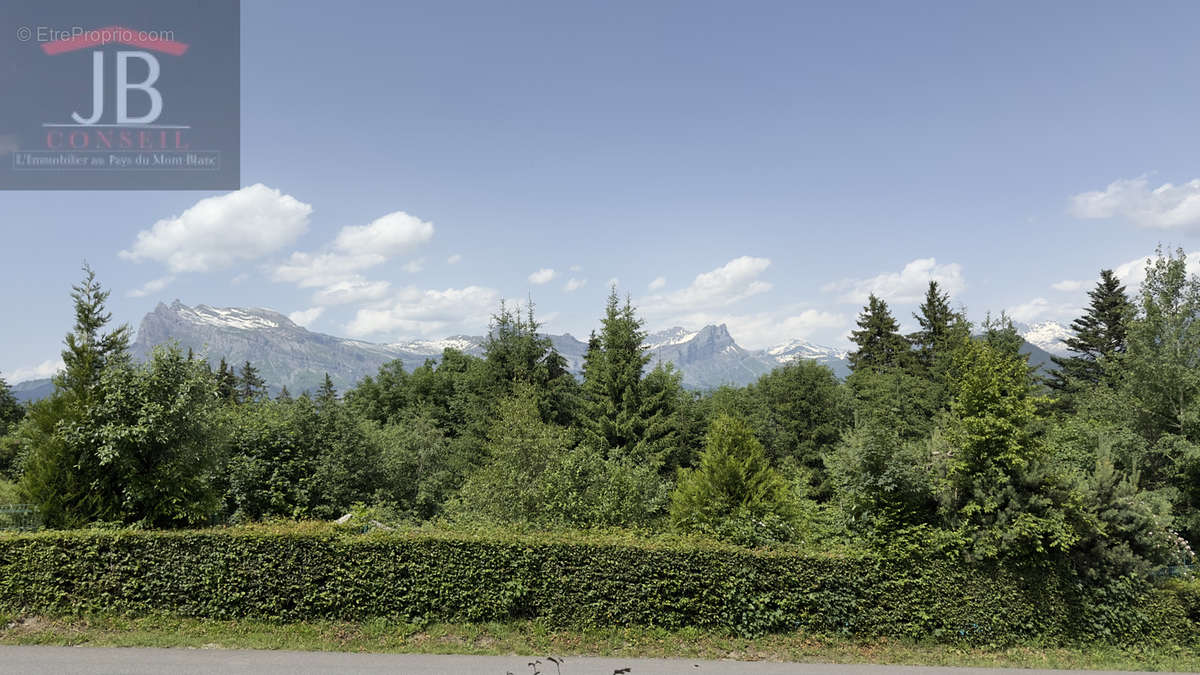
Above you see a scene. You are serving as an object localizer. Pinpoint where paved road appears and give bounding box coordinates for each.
[0,646,1186,675]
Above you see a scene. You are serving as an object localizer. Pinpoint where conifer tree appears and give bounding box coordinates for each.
[57,263,130,402]
[1049,269,1132,391]
[316,373,337,407]
[215,358,237,402]
[580,288,673,460]
[848,294,910,373]
[0,375,22,433]
[669,414,797,539]
[909,281,957,373]
[237,361,266,403]
[21,265,130,526]
[277,385,292,402]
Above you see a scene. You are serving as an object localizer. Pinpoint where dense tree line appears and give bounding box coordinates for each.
[2,252,1199,585]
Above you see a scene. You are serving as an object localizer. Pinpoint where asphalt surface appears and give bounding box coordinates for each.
[0,646,1187,675]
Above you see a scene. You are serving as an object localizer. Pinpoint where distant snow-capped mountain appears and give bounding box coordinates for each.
[123,302,855,394]
[1015,320,1073,357]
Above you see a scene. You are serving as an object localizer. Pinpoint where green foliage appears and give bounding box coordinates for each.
[0,375,22,436]
[69,346,225,527]
[454,385,668,528]
[827,414,937,531]
[848,294,910,374]
[223,395,385,522]
[940,340,1078,562]
[670,415,798,544]
[0,525,1193,645]
[1049,269,1132,395]
[237,361,267,403]
[744,360,850,496]
[580,290,681,466]
[18,266,134,528]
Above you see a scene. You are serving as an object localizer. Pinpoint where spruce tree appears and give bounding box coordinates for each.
[848,294,910,373]
[21,265,130,526]
[1049,269,1132,391]
[909,281,957,373]
[581,288,665,459]
[237,361,266,403]
[57,263,130,402]
[277,385,293,402]
[316,373,337,407]
[215,359,238,402]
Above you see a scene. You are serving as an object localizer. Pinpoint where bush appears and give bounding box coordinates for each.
[0,525,1192,645]
[670,415,798,543]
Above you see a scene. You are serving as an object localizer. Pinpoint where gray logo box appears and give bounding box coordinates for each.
[0,0,239,190]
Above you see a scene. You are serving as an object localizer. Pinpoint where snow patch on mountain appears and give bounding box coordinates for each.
[178,303,283,331]
[1016,320,1073,357]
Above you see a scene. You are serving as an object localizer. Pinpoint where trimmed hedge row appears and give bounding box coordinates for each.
[0,525,1192,645]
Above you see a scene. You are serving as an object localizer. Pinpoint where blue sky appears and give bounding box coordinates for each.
[4,0,1200,381]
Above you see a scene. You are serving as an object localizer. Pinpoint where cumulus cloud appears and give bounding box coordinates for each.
[564,278,587,292]
[1070,177,1200,230]
[120,184,311,273]
[272,250,383,288]
[822,257,965,305]
[447,253,462,264]
[1005,297,1082,324]
[4,358,63,383]
[643,256,772,317]
[127,275,175,298]
[648,276,667,291]
[311,277,392,306]
[344,285,500,338]
[333,211,434,256]
[402,259,425,274]
[288,307,324,327]
[528,268,556,285]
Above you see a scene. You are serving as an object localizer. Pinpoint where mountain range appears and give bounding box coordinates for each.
[9,301,1069,401]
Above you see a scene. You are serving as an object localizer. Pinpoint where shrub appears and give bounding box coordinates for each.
[0,525,1192,645]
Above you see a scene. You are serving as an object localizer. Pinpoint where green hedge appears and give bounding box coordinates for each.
[0,525,1192,645]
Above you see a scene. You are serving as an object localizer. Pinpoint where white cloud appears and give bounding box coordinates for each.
[5,358,63,383]
[230,273,250,285]
[402,259,425,274]
[643,256,772,317]
[1071,177,1200,230]
[648,276,667,291]
[528,268,556,285]
[272,250,384,288]
[447,254,462,264]
[1005,297,1081,324]
[822,257,965,305]
[564,278,587,292]
[120,184,311,273]
[1051,279,1088,292]
[127,275,174,298]
[288,307,324,327]
[333,211,434,257]
[344,285,500,338]
[311,277,392,306]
